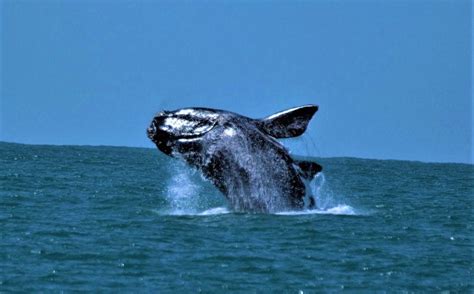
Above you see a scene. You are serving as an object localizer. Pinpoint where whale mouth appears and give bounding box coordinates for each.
[147,119,162,143]
[147,122,173,155]
[147,124,156,140]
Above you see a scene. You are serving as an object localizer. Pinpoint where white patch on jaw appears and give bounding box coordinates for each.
[177,137,201,143]
[223,128,236,137]
[195,125,212,133]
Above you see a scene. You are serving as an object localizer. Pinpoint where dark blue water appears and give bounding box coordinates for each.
[1,142,472,291]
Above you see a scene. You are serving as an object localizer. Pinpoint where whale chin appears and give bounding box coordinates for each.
[156,141,174,156]
[147,125,172,156]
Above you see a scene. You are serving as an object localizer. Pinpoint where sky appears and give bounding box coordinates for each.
[1,0,472,164]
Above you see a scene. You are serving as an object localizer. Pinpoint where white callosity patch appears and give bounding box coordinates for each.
[160,109,219,138]
[175,109,199,116]
[223,128,236,137]
[162,116,216,137]
[174,108,219,118]
[177,137,201,143]
[162,117,193,132]
[175,108,219,119]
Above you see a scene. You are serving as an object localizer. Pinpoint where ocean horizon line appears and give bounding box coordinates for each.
[1,140,471,166]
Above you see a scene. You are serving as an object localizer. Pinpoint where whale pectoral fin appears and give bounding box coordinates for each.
[258,105,318,138]
[295,160,322,180]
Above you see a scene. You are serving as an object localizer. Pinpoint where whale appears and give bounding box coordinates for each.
[147,105,322,213]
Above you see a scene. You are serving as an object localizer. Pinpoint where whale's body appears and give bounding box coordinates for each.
[147,105,322,212]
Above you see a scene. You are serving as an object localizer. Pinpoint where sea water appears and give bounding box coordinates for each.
[1,142,472,291]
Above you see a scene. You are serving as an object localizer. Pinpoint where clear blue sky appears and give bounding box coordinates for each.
[1,1,472,163]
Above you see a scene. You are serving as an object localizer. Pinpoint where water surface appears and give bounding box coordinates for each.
[1,142,472,291]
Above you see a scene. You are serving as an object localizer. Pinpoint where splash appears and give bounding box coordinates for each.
[303,171,359,215]
[312,172,335,210]
[164,161,201,215]
[272,171,360,216]
[160,160,360,215]
[159,159,227,215]
[160,128,359,214]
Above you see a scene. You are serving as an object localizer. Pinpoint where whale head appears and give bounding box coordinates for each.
[147,108,220,156]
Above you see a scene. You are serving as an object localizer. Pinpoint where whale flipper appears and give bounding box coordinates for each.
[295,160,322,180]
[258,105,318,138]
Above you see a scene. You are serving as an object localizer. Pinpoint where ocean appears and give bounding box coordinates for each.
[1,142,472,292]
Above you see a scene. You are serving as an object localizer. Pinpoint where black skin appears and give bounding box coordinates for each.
[147,106,321,212]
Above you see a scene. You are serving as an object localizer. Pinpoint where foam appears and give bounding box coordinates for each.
[198,207,230,216]
[275,204,357,216]
[153,205,360,216]
[151,207,230,216]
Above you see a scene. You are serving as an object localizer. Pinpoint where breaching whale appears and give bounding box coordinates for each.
[147,105,322,213]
